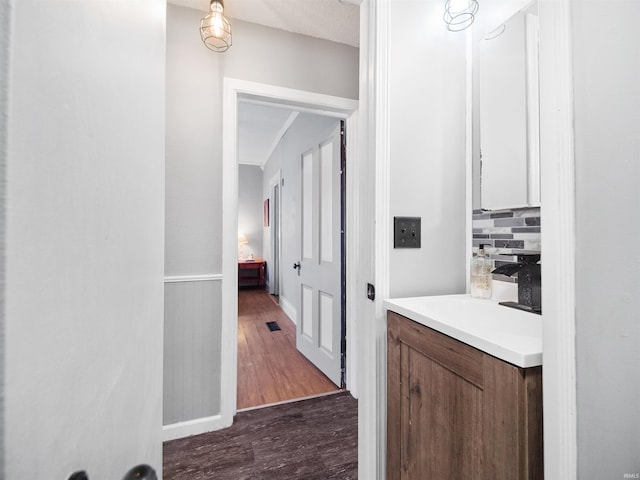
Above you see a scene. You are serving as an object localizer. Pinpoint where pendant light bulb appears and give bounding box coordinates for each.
[207,2,225,37]
[200,0,232,52]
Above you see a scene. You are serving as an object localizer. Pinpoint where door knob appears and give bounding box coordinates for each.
[293,261,301,276]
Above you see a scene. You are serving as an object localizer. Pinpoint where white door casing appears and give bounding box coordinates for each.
[221,79,358,433]
[359,1,578,478]
[269,170,282,296]
[297,127,342,386]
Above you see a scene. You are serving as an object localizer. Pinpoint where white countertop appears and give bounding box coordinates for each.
[384,294,542,368]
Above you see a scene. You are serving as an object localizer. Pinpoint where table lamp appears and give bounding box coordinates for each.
[238,233,248,260]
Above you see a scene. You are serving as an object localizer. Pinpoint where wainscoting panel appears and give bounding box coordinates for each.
[164,276,222,426]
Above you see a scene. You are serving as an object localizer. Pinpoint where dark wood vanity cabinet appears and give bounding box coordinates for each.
[387,311,543,479]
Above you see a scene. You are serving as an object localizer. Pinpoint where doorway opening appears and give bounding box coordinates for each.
[236,104,348,410]
[221,79,358,426]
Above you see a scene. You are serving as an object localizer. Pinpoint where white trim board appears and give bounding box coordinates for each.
[372,0,391,475]
[222,78,359,436]
[164,274,223,283]
[465,29,473,294]
[162,414,225,442]
[538,0,577,477]
[267,169,282,295]
[344,111,359,399]
[278,295,297,325]
[355,0,387,478]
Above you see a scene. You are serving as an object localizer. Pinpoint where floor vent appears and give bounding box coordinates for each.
[266,321,281,332]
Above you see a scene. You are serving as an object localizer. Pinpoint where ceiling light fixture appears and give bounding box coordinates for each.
[444,0,479,32]
[200,0,232,52]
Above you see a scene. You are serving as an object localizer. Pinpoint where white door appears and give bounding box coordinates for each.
[296,126,342,386]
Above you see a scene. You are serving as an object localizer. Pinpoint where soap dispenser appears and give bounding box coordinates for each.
[470,244,493,299]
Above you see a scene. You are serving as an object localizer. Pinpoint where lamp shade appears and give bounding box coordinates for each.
[238,233,248,245]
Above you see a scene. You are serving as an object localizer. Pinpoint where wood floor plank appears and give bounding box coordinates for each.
[163,391,358,480]
[237,289,339,410]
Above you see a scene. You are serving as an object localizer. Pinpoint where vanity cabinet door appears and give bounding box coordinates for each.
[387,311,543,480]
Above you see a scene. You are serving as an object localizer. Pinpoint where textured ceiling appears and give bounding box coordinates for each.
[168,0,360,47]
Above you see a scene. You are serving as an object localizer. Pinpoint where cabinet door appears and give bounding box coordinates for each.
[387,311,543,480]
[388,312,485,479]
[481,352,544,479]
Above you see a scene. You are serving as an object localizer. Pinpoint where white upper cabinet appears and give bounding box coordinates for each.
[479,1,540,210]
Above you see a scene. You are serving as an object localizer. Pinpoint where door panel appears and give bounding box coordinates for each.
[297,126,342,386]
[320,141,334,263]
[302,151,313,260]
[319,291,334,352]
[301,284,313,339]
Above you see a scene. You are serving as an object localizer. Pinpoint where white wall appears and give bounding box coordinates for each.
[238,165,264,259]
[388,1,467,297]
[4,1,165,478]
[164,4,358,428]
[572,1,640,477]
[262,114,340,311]
[224,20,360,100]
[0,0,9,475]
[165,5,223,277]
[165,7,358,277]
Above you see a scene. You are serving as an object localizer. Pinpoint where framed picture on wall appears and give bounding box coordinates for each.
[264,199,269,227]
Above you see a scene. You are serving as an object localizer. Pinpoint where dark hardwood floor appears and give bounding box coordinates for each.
[163,391,358,480]
[237,288,339,410]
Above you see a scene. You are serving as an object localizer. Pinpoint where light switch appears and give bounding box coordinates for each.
[393,216,421,248]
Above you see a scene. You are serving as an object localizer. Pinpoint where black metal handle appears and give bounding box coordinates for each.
[68,465,157,480]
[123,465,157,480]
[293,262,300,270]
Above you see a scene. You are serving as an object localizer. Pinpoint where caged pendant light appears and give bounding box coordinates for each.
[444,0,479,32]
[200,0,232,52]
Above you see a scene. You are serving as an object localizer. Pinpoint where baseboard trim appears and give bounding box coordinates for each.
[279,295,297,325]
[162,414,229,442]
[237,389,347,413]
[164,274,223,283]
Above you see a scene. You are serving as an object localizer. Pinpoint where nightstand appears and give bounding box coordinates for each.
[238,259,266,288]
